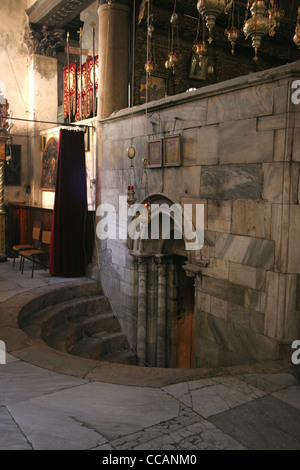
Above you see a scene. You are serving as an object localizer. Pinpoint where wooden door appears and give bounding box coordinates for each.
[176,282,194,368]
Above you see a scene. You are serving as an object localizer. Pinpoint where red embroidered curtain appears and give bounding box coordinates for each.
[63,62,76,120]
[49,129,87,277]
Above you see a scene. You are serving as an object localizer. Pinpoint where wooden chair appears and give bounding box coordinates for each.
[20,230,51,278]
[12,227,41,268]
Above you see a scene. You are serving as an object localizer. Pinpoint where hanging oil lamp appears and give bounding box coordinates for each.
[197,0,227,43]
[192,12,208,66]
[165,7,181,73]
[224,0,241,55]
[127,185,137,206]
[243,1,272,61]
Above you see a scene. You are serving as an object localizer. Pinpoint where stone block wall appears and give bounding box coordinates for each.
[93,60,300,368]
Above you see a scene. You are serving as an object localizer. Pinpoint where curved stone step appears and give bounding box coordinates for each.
[69,331,132,361]
[44,313,121,353]
[19,280,102,325]
[22,296,111,340]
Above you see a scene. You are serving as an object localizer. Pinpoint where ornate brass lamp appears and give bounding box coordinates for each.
[197,0,227,43]
[243,0,272,61]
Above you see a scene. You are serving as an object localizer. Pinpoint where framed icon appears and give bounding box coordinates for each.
[189,53,208,81]
[147,139,162,168]
[40,137,58,191]
[163,135,181,167]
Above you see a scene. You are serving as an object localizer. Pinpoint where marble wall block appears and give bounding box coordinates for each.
[215,233,275,270]
[201,276,245,306]
[273,83,288,114]
[201,258,229,281]
[207,200,231,233]
[163,166,201,199]
[231,200,272,239]
[219,118,273,164]
[273,129,286,162]
[262,163,284,202]
[227,303,250,329]
[181,128,197,166]
[229,263,257,289]
[196,124,219,165]
[210,297,228,320]
[206,83,273,125]
[200,164,263,200]
[288,205,300,273]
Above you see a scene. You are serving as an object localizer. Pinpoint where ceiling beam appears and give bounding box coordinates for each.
[26,0,97,27]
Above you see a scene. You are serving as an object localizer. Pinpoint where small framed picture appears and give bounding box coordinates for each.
[148,139,162,168]
[163,135,181,167]
[189,53,208,81]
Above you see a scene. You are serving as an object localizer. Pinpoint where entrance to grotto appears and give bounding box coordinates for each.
[129,194,203,368]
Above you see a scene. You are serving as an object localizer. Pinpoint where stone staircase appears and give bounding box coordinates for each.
[19,281,137,365]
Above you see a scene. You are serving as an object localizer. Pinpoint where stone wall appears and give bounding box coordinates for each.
[93,60,300,368]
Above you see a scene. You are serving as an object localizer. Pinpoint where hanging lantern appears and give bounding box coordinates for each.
[197,0,227,43]
[192,41,208,65]
[145,59,154,75]
[165,3,181,73]
[225,26,241,54]
[127,185,137,206]
[243,1,271,61]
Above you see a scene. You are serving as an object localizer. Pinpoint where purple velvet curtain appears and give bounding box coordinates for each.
[50,129,87,277]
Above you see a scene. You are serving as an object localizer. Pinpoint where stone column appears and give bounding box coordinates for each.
[98,0,130,119]
[146,258,158,367]
[166,261,177,368]
[137,258,147,366]
[193,273,202,368]
[156,260,167,367]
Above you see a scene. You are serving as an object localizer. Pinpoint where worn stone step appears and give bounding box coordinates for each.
[19,280,102,325]
[44,313,121,353]
[102,350,137,366]
[69,332,130,360]
[22,296,111,339]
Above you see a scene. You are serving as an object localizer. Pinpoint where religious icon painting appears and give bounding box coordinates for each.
[163,135,181,167]
[40,137,58,191]
[147,139,162,168]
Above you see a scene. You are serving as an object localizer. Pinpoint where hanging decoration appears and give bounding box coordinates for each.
[196,1,285,60]
[192,12,208,66]
[75,62,87,121]
[145,11,156,76]
[165,2,181,74]
[86,55,99,117]
[224,0,241,55]
[243,1,284,61]
[197,0,227,44]
[294,6,300,49]
[63,62,76,120]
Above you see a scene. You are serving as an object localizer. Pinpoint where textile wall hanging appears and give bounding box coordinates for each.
[63,62,76,120]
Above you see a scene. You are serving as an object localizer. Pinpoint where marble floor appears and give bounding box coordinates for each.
[0,257,300,450]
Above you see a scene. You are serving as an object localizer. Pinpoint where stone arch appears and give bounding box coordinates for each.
[127,193,212,368]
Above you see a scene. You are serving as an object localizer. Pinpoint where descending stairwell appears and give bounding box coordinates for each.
[19,281,137,365]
